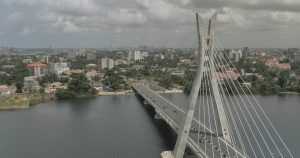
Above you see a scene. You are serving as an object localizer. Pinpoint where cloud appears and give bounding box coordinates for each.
[0,0,300,48]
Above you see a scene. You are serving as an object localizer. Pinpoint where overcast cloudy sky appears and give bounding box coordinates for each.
[0,0,299,48]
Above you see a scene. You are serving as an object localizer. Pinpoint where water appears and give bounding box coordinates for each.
[0,94,299,158]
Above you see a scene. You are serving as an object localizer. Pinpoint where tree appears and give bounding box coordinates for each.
[16,82,23,93]
[56,89,76,99]
[67,73,97,95]
[277,71,290,90]
[159,75,172,89]
[92,76,101,82]
[40,73,59,85]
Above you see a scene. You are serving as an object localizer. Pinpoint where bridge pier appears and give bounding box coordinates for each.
[161,151,174,158]
[155,114,163,120]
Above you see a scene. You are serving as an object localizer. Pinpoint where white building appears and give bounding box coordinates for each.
[227,49,242,62]
[108,59,114,70]
[99,58,114,71]
[133,51,141,61]
[48,62,70,75]
[141,52,149,60]
[127,50,141,61]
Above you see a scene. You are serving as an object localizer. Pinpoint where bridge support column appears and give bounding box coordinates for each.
[155,114,163,120]
[161,151,174,158]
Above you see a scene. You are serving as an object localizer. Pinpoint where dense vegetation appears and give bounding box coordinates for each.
[56,73,97,99]
[102,69,127,91]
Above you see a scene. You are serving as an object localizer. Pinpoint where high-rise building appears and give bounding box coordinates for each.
[127,50,141,61]
[98,58,114,71]
[133,51,141,61]
[26,63,47,76]
[108,59,114,70]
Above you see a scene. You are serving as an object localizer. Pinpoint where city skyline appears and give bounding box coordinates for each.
[0,0,299,48]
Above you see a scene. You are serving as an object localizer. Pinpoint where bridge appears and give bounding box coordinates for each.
[133,84,246,158]
[132,13,294,158]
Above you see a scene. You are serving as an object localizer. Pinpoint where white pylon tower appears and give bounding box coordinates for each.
[162,13,233,158]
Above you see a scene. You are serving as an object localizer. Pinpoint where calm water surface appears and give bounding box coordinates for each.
[0,94,299,158]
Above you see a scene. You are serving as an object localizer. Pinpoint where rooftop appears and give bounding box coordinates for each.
[27,63,47,67]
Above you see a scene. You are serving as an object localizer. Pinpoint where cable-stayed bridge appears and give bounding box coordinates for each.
[132,13,294,158]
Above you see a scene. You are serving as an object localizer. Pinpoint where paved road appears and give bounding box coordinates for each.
[133,84,247,158]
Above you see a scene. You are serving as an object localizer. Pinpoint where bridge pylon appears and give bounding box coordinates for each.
[162,12,233,158]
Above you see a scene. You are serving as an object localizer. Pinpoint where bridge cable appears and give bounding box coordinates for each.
[205,41,226,158]
[213,38,286,158]
[214,37,294,158]
[211,45,258,157]
[206,44,226,158]
[213,37,285,157]
[211,45,249,155]
[204,54,215,158]
[212,41,269,158]
[211,45,246,157]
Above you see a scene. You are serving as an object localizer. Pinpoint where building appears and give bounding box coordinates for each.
[0,85,15,97]
[40,55,49,63]
[22,59,32,64]
[108,59,114,70]
[265,58,291,71]
[127,50,141,61]
[243,47,249,55]
[45,82,67,93]
[23,76,40,92]
[179,59,191,64]
[133,51,141,61]
[141,52,149,59]
[226,49,242,62]
[48,62,70,75]
[27,63,47,77]
[86,53,96,60]
[114,59,128,66]
[98,58,114,71]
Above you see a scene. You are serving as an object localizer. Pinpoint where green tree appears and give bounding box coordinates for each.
[277,71,290,90]
[15,82,23,93]
[56,89,76,99]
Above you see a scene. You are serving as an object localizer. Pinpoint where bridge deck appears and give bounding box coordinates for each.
[133,84,247,158]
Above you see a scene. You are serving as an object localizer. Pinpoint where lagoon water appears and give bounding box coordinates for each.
[0,94,299,158]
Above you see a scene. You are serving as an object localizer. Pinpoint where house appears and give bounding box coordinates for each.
[265,58,291,71]
[0,85,16,97]
[23,76,40,92]
[45,82,67,93]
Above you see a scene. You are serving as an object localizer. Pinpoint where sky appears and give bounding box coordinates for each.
[0,0,299,48]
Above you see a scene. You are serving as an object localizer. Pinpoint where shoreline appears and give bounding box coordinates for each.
[1,90,298,111]
[279,92,300,95]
